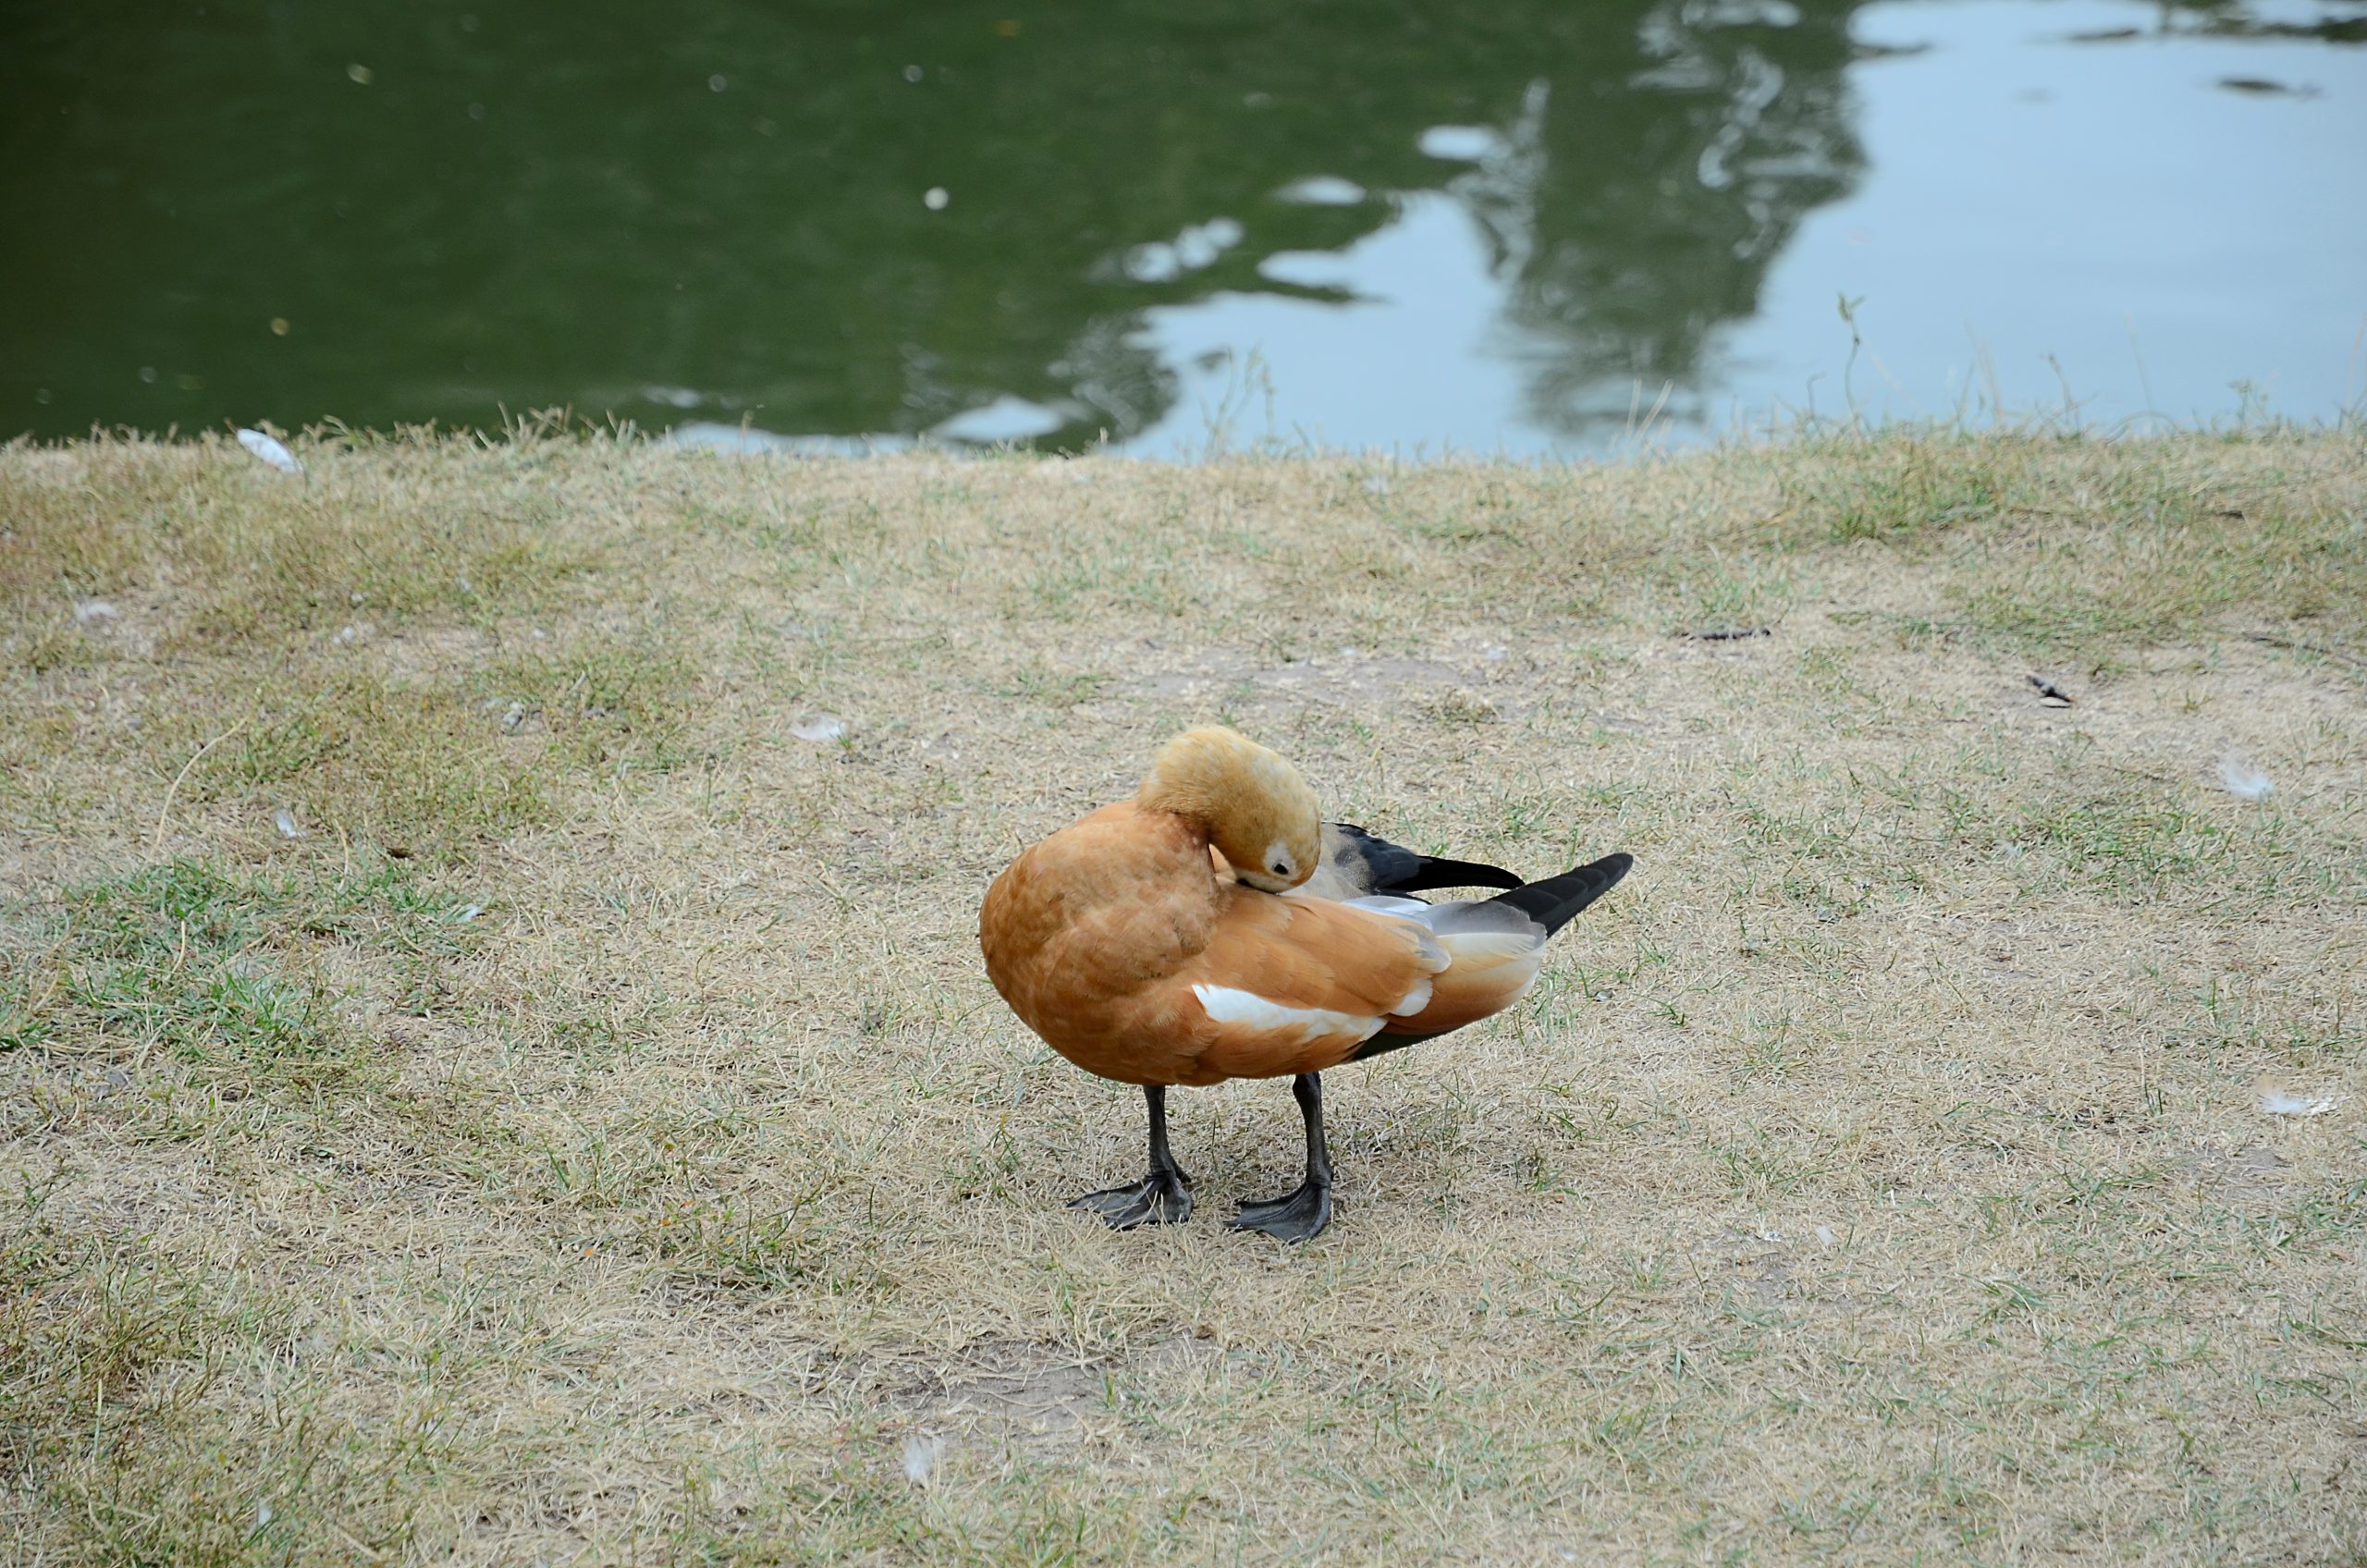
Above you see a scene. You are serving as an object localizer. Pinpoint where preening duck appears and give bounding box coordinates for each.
[979,726,1632,1242]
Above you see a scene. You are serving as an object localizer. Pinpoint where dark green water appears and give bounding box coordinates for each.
[4,1,2361,455]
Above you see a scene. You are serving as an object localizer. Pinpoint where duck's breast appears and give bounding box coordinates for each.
[980,805,1222,1081]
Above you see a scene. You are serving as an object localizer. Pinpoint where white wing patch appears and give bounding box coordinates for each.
[1344,894,1430,916]
[1351,895,1542,940]
[1192,984,1384,1046]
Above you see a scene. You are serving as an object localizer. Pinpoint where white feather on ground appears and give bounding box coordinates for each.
[2258,1089,2338,1117]
[236,428,303,476]
[790,713,846,741]
[901,1434,943,1485]
[2217,755,2274,802]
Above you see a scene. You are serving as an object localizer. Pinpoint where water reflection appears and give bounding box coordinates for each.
[0,0,2358,452]
[1501,0,1864,434]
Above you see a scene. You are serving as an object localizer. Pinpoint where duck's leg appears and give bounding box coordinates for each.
[1069,1084,1194,1228]
[1229,1072,1334,1243]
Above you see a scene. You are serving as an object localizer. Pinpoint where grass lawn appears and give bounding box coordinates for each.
[3,428,2363,1565]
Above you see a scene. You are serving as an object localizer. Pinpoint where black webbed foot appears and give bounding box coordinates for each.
[1227,1180,1332,1243]
[1224,1072,1336,1243]
[1069,1169,1194,1229]
[1069,1084,1194,1229]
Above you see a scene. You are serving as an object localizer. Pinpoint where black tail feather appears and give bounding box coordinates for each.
[1486,852,1633,937]
[1343,851,1633,1065]
[1329,823,1524,896]
[1387,854,1526,894]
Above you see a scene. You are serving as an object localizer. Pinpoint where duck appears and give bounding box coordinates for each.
[979,725,1633,1242]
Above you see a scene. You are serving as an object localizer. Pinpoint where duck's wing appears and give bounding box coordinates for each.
[1304,822,1524,901]
[1352,852,1633,1058]
[1148,891,1450,1081]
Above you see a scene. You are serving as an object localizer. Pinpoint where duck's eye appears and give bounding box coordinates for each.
[1270,860,1291,876]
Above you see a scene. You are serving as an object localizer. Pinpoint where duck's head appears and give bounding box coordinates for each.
[1138,726,1320,893]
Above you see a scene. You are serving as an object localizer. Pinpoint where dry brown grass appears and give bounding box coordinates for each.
[3,428,2364,1565]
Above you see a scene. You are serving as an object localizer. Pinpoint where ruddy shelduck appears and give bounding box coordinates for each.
[980,727,1632,1242]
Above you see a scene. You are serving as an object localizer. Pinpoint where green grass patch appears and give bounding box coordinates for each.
[1,859,472,1096]
[154,627,699,853]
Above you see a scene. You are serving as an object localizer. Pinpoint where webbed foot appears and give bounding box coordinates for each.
[1069,1168,1194,1229]
[1227,1180,1332,1243]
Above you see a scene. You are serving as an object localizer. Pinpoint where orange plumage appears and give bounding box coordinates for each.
[980,726,1630,1241]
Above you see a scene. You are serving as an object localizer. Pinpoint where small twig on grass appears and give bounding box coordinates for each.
[2242,631,2367,670]
[152,717,248,853]
[1679,626,1772,642]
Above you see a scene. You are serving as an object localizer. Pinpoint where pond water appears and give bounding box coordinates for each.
[4,0,2361,456]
